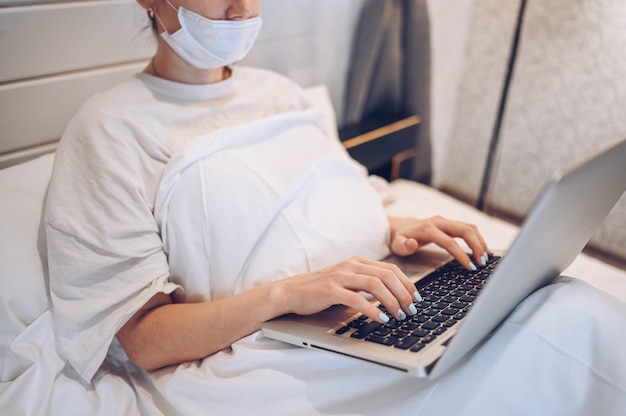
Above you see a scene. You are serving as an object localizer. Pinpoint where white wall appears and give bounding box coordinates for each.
[242,0,364,124]
[251,0,478,184]
[427,0,475,186]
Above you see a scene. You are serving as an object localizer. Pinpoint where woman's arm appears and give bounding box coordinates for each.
[117,256,419,371]
[117,282,285,371]
[118,216,490,371]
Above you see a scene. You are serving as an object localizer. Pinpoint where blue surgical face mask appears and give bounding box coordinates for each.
[155,0,262,69]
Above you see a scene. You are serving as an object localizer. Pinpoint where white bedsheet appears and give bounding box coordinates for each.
[154,109,390,302]
[3,266,626,415]
[2,155,626,415]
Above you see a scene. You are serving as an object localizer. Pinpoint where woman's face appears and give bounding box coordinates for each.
[171,0,260,20]
[149,0,261,34]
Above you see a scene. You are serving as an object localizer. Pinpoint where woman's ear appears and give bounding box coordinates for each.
[137,0,158,32]
[136,0,154,12]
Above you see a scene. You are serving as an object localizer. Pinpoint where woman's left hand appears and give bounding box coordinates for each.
[388,215,491,270]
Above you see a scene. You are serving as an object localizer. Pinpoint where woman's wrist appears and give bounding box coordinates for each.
[263,280,291,318]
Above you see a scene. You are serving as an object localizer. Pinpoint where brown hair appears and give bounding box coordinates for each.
[147,9,158,33]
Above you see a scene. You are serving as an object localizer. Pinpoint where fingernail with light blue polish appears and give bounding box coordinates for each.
[480,253,487,266]
[379,312,390,323]
[409,303,418,315]
[398,309,407,320]
[414,290,423,302]
[469,261,477,271]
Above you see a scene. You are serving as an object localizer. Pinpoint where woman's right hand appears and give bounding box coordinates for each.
[273,256,421,323]
[117,256,420,371]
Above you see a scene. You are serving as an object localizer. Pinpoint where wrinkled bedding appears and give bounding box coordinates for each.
[2,154,626,415]
[155,109,390,302]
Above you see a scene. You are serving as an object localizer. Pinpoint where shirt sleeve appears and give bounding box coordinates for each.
[45,102,179,382]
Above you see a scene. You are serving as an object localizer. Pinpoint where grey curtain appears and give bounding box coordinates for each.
[343,0,432,184]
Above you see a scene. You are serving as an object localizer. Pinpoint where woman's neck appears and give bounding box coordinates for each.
[144,44,229,85]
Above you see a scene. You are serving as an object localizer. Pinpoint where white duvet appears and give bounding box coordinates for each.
[155,109,390,302]
[3,270,626,415]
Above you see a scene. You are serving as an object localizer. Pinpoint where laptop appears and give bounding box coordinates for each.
[261,138,626,379]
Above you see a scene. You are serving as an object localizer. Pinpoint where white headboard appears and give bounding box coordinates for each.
[0,0,153,168]
[0,0,364,169]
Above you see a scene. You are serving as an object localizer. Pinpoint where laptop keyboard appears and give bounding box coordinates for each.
[334,255,502,353]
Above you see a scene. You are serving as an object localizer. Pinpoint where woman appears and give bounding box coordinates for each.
[41,1,626,414]
[45,0,491,385]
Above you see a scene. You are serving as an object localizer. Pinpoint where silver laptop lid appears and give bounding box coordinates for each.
[429,137,626,378]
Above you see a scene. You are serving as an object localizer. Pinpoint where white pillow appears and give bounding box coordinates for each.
[0,153,54,352]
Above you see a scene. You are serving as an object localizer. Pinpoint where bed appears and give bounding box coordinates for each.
[2,1,626,415]
[2,142,626,415]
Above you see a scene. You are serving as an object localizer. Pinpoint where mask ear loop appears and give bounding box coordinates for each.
[152,7,170,35]
[150,0,178,35]
[163,0,179,13]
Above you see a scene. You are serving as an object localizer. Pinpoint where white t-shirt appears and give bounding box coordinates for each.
[45,67,389,382]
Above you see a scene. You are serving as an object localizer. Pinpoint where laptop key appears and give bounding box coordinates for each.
[350,321,382,339]
[409,315,430,324]
[411,328,430,338]
[373,327,392,337]
[395,336,421,350]
[410,343,426,353]
[433,327,447,336]
[432,314,450,323]
[335,326,350,335]
[348,319,367,329]
[365,335,399,346]
[394,330,410,339]
[423,294,439,302]
[384,319,402,329]
[421,321,440,330]
[441,295,458,304]
[402,322,419,330]
[442,307,460,316]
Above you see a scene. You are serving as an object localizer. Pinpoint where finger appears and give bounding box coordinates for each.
[339,290,393,324]
[434,219,491,267]
[423,227,476,271]
[474,229,494,261]
[341,273,405,320]
[454,224,487,266]
[390,234,419,256]
[354,256,417,303]
[347,259,419,316]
